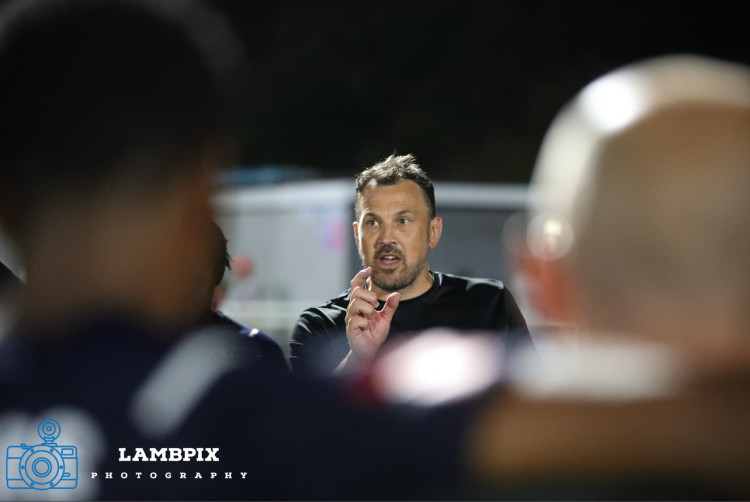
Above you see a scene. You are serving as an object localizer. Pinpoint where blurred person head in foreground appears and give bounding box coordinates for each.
[454,54,750,499]
[0,0,244,334]
[520,54,750,371]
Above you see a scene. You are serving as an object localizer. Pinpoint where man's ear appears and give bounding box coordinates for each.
[428,216,442,248]
[352,220,360,248]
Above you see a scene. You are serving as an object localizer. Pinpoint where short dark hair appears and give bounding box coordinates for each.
[354,154,436,219]
[0,0,246,234]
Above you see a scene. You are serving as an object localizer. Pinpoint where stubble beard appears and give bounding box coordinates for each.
[364,246,428,293]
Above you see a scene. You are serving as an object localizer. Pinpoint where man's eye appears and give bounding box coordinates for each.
[365,220,378,227]
[399,218,409,224]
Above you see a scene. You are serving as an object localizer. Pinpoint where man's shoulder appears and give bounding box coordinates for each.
[292,290,351,340]
[299,289,350,318]
[435,271,508,296]
[3,315,273,381]
[430,272,529,335]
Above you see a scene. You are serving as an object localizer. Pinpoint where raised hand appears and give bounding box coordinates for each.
[344,267,400,362]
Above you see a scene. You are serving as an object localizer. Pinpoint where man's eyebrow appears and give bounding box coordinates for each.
[361,211,380,219]
[395,209,415,217]
[361,209,414,219]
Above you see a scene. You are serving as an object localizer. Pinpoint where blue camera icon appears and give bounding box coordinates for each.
[6,419,78,490]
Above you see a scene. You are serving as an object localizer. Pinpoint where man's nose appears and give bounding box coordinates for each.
[378,221,398,245]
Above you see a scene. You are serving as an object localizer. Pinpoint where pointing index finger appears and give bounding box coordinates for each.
[350,267,372,291]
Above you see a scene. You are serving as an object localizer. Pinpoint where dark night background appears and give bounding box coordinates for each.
[211,0,748,183]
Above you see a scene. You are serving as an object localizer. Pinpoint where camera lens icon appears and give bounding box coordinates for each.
[32,458,53,477]
[19,446,67,488]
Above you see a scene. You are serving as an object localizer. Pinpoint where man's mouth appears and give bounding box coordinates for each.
[377,253,402,268]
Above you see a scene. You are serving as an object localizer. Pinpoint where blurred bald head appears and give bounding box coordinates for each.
[528,55,750,338]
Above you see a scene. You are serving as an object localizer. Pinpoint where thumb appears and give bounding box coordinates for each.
[380,292,400,322]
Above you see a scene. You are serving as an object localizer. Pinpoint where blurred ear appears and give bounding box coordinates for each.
[428,216,442,248]
[518,249,580,324]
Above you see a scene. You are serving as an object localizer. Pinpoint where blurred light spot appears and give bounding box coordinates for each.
[527,214,574,260]
[374,330,504,406]
[580,74,647,134]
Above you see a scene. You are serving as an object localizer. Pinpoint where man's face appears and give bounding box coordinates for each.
[354,180,441,292]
